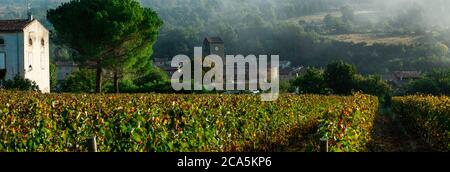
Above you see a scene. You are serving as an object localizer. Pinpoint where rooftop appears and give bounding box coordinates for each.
[205,37,224,44]
[393,71,422,79]
[153,58,170,62]
[0,19,34,32]
[55,61,78,67]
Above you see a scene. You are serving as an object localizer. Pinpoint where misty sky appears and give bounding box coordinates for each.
[1,0,449,28]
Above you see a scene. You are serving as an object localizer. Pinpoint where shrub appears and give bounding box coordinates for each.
[139,80,173,93]
[0,69,6,80]
[324,61,357,95]
[292,68,332,94]
[134,67,169,86]
[103,79,140,93]
[61,69,96,93]
[291,63,391,100]
[404,69,450,96]
[354,75,392,104]
[2,75,39,91]
[50,63,58,91]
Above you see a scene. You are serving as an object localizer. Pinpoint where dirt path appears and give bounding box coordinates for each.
[370,108,434,152]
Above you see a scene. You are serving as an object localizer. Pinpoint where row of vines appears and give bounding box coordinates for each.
[0,91,378,152]
[392,95,450,151]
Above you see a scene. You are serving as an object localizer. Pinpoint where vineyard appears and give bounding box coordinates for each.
[392,95,450,151]
[0,91,378,152]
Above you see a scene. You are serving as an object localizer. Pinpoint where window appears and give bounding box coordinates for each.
[28,32,35,46]
[0,38,4,46]
[0,52,5,69]
[28,52,33,69]
[41,38,45,47]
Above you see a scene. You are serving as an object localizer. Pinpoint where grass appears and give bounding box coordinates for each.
[326,33,419,45]
[284,12,341,24]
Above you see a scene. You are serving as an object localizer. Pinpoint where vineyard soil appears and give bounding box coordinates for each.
[370,108,434,152]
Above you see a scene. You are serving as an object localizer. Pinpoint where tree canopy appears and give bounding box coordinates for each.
[47,0,163,92]
[324,61,357,95]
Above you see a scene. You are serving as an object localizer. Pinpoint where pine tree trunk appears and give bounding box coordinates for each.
[113,71,119,93]
[96,66,102,93]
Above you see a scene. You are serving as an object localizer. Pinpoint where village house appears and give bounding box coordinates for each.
[203,37,279,90]
[0,15,50,92]
[388,70,422,89]
[280,66,306,81]
[153,57,171,68]
[151,57,178,76]
[55,60,78,86]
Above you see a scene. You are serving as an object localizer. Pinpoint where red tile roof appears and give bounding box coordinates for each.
[55,61,78,67]
[0,19,34,32]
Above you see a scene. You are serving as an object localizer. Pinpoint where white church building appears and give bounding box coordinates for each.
[0,15,50,93]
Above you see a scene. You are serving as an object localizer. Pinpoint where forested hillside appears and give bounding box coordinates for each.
[1,0,449,75]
